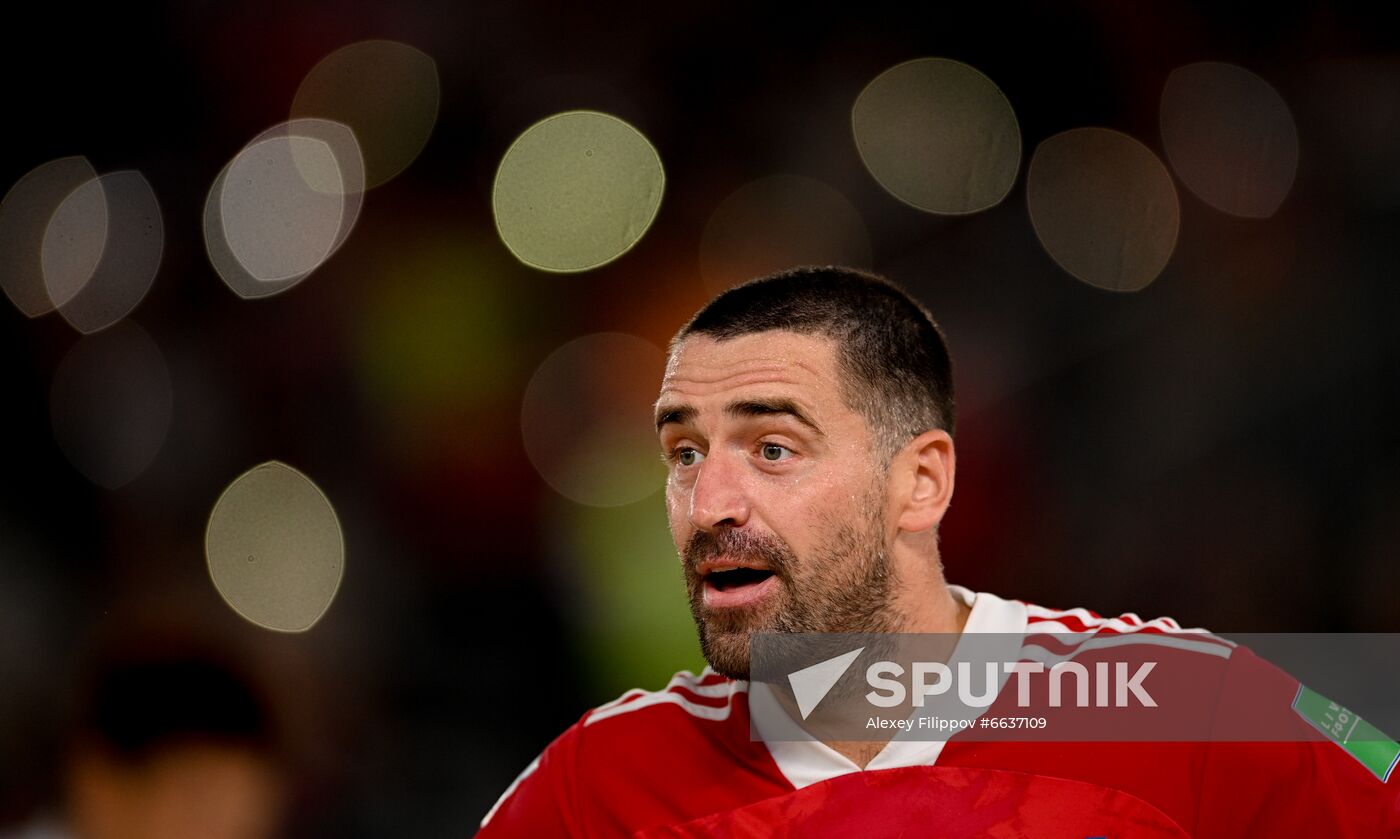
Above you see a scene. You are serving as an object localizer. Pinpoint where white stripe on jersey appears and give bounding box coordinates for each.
[667,674,734,699]
[1025,617,1226,640]
[480,753,541,828]
[592,688,647,713]
[1021,631,1234,663]
[585,683,746,727]
[588,672,733,716]
[1030,607,1204,633]
[1026,605,1209,636]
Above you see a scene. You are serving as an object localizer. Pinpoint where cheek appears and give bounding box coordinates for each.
[773,479,868,551]
[665,483,691,547]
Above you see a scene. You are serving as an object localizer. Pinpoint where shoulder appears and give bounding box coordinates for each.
[1025,600,1191,634]
[955,586,1228,656]
[508,667,749,776]
[1021,600,1236,659]
[1011,599,1239,724]
[571,669,760,788]
[520,669,749,778]
[579,668,748,736]
[478,670,757,836]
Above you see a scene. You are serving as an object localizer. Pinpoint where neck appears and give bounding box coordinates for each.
[768,571,972,769]
[900,580,971,636]
[889,537,969,635]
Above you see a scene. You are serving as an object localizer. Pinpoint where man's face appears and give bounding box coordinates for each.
[656,330,899,679]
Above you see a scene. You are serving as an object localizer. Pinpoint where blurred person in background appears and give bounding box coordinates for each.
[479,267,1399,837]
[3,640,286,839]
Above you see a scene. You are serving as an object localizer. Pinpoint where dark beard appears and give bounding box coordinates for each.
[681,497,897,679]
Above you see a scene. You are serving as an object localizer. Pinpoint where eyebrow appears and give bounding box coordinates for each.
[654,404,697,432]
[654,398,824,437]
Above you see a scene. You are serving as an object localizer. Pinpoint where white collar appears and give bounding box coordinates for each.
[749,585,1028,789]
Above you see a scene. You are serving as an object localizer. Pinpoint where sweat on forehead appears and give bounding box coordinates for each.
[655,333,839,433]
[662,332,830,384]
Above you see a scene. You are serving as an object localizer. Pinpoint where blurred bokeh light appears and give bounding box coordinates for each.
[205,461,344,633]
[0,156,99,318]
[493,111,664,273]
[38,173,107,321]
[1026,127,1180,292]
[43,170,162,334]
[521,332,666,507]
[207,119,364,299]
[219,137,345,282]
[290,40,440,189]
[205,161,283,301]
[49,320,172,489]
[852,57,1021,215]
[1160,61,1298,218]
[699,174,872,295]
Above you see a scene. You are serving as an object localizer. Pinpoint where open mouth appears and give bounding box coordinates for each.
[702,566,778,608]
[706,567,775,591]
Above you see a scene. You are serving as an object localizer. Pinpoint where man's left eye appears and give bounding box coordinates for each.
[759,443,792,462]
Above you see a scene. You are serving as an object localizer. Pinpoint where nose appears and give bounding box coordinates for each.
[687,449,750,532]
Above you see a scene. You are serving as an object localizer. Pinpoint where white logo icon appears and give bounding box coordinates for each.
[787,647,864,720]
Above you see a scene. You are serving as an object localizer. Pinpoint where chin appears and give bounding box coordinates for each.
[697,626,754,680]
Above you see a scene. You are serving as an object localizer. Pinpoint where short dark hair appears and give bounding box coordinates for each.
[675,266,955,459]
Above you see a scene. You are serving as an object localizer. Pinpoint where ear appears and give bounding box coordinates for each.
[892,429,955,533]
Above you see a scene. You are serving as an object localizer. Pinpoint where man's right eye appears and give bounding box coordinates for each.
[674,448,705,467]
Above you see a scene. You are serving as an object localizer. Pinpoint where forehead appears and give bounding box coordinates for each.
[658,330,843,404]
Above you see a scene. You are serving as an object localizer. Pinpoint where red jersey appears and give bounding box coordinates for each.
[477,588,1400,837]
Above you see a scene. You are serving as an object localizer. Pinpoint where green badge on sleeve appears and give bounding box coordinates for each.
[1292,685,1400,782]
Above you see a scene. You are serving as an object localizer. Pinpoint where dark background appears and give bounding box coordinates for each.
[2,1,1398,835]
